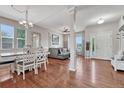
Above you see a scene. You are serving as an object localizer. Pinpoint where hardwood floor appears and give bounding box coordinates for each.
[0,56,124,88]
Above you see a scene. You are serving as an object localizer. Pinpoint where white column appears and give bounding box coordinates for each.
[69,7,77,71]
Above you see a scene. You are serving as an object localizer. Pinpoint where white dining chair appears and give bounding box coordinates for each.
[16,53,36,80]
[35,51,47,73]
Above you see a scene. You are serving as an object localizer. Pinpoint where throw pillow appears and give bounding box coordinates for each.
[58,49,61,54]
[121,56,124,61]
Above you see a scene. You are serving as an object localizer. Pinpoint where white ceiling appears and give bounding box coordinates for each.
[0,5,124,32]
[76,5,124,31]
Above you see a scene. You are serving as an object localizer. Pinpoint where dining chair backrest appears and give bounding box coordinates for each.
[23,48,30,54]
[36,51,46,62]
[16,53,35,65]
[23,53,35,65]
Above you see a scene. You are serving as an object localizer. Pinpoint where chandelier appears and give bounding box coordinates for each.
[11,5,33,29]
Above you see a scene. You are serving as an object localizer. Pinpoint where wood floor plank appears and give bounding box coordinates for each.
[0,56,124,88]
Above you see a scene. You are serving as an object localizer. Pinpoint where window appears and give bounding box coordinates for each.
[76,35,82,48]
[76,33,83,54]
[1,24,14,49]
[16,29,25,48]
[32,33,40,48]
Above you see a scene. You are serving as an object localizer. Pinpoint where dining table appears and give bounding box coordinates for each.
[0,51,50,72]
[0,52,25,73]
[0,56,16,82]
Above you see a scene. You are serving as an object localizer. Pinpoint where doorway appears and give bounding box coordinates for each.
[76,32,85,56]
[89,31,112,60]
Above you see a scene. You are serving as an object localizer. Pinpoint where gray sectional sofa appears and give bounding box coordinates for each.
[48,48,70,60]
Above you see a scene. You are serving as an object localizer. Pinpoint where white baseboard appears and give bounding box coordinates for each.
[91,57,111,60]
[69,68,76,71]
[84,56,111,60]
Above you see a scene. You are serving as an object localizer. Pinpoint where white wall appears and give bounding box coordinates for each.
[29,25,49,49]
[85,21,118,60]
[0,16,63,51]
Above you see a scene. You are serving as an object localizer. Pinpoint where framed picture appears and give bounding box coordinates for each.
[52,34,59,45]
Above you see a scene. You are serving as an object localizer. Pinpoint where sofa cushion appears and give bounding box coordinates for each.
[63,48,68,53]
[59,48,68,54]
[48,48,70,59]
[117,56,124,61]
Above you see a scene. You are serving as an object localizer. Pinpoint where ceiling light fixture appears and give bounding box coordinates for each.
[97,18,104,24]
[11,5,33,29]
